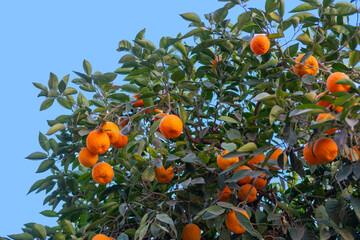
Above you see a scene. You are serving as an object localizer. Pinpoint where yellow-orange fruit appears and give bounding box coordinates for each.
[92,162,114,185]
[233,166,252,185]
[313,137,338,163]
[155,165,174,183]
[247,154,265,169]
[252,173,267,189]
[238,184,257,203]
[303,142,325,165]
[349,146,360,161]
[86,129,111,155]
[159,114,183,138]
[211,56,222,66]
[78,147,98,167]
[92,234,109,240]
[153,112,168,121]
[226,210,250,234]
[316,92,332,109]
[182,223,201,240]
[101,121,120,145]
[316,113,338,134]
[267,149,287,170]
[293,54,319,77]
[112,133,128,149]
[326,72,351,93]
[133,94,144,107]
[250,35,270,55]
[217,150,239,170]
[217,185,232,202]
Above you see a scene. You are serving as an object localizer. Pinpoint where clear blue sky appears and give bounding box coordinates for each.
[0,0,301,236]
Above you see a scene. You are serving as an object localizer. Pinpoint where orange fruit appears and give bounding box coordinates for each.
[316,92,332,109]
[153,112,168,121]
[247,154,265,169]
[112,132,128,149]
[349,146,360,161]
[267,149,287,170]
[326,72,351,93]
[118,117,129,129]
[86,129,111,155]
[313,137,338,163]
[217,150,239,170]
[226,210,250,234]
[145,108,163,114]
[233,166,252,185]
[159,114,183,138]
[303,142,324,165]
[155,165,174,183]
[78,147,98,167]
[250,35,270,55]
[293,54,319,77]
[211,56,222,66]
[101,121,120,145]
[217,185,232,202]
[238,184,257,203]
[182,223,201,240]
[316,113,338,134]
[252,173,267,189]
[92,162,114,185]
[133,94,144,107]
[92,234,109,240]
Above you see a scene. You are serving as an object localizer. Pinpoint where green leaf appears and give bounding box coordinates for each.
[118,233,129,240]
[40,210,58,217]
[108,93,130,102]
[181,28,208,39]
[135,39,156,51]
[290,3,317,12]
[83,59,92,75]
[40,98,54,111]
[36,159,55,173]
[236,12,251,30]
[214,7,228,23]
[115,67,133,75]
[180,12,201,23]
[323,0,334,8]
[33,224,47,240]
[142,167,155,184]
[62,87,77,96]
[206,205,225,215]
[349,50,360,67]
[26,152,48,160]
[351,196,360,220]
[171,70,185,82]
[57,98,73,110]
[235,211,262,239]
[238,142,257,152]
[334,2,358,16]
[33,82,47,91]
[121,84,139,93]
[28,178,46,194]
[219,116,238,124]
[46,123,66,135]
[149,119,161,137]
[335,78,356,89]
[8,233,34,240]
[48,72,58,90]
[156,214,177,236]
[269,105,284,125]
[265,0,280,13]
[38,132,50,152]
[278,0,285,17]
[178,104,187,125]
[118,40,132,51]
[221,143,237,152]
[79,83,96,92]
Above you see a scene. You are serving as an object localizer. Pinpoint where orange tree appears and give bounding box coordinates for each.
[5,0,360,239]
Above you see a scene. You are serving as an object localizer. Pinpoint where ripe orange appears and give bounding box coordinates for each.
[159,114,183,138]
[247,154,265,169]
[182,223,201,240]
[86,129,111,155]
[153,112,168,121]
[252,173,267,189]
[238,184,257,203]
[267,149,287,170]
[303,142,325,165]
[155,165,174,183]
[316,113,338,134]
[217,185,232,202]
[92,162,114,185]
[349,146,360,161]
[217,150,239,170]
[211,56,222,66]
[145,108,163,114]
[316,92,332,109]
[133,94,144,107]
[118,117,129,129]
[313,137,338,163]
[101,121,120,145]
[233,166,252,185]
[326,72,351,93]
[78,147,98,167]
[112,132,128,149]
[92,234,109,240]
[250,35,270,55]
[226,210,250,234]
[293,54,319,77]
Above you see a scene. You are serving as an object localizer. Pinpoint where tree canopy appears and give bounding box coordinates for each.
[4,0,360,239]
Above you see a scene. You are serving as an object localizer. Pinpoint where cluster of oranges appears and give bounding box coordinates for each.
[78,121,128,185]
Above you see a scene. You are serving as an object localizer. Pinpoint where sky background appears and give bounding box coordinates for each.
[0,0,304,236]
